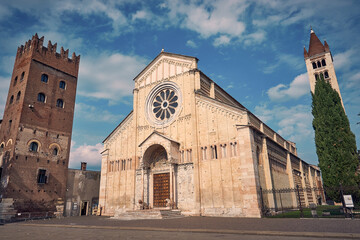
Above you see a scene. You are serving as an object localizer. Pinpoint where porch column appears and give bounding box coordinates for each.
[141,163,144,205]
[169,163,173,205]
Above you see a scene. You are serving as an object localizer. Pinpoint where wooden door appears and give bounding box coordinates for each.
[153,173,170,207]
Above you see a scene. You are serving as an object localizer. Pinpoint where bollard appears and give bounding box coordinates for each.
[310,203,318,218]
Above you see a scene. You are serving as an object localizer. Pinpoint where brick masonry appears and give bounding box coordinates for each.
[0,34,80,212]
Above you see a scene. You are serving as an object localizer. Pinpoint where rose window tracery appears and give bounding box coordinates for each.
[145,82,182,126]
[152,89,178,120]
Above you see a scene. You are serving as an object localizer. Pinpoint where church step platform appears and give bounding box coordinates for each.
[111,209,184,220]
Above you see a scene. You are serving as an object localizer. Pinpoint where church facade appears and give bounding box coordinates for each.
[99,52,323,218]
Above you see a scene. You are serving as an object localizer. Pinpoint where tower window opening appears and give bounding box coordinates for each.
[9,95,14,104]
[320,73,324,80]
[29,141,39,152]
[37,169,47,184]
[59,81,66,89]
[16,91,21,101]
[324,71,329,79]
[315,73,319,81]
[312,62,317,69]
[56,99,64,108]
[37,93,46,103]
[317,61,321,68]
[20,72,25,81]
[53,148,58,156]
[41,74,48,83]
[13,76,18,86]
[321,59,326,66]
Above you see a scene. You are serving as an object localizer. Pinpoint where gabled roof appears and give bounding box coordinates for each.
[138,130,180,147]
[133,51,198,81]
[307,29,327,57]
[102,111,133,143]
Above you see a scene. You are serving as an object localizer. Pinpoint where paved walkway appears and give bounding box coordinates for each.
[1,216,360,239]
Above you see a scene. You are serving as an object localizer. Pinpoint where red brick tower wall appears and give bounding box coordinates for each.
[0,34,80,212]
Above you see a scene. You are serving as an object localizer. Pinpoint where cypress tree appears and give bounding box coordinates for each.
[312,75,359,201]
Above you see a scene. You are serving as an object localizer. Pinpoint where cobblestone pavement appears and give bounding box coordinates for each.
[0,216,360,239]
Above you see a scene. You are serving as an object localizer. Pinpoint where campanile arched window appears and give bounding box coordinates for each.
[315,73,319,81]
[324,71,329,79]
[321,59,326,66]
[312,62,317,69]
[16,91,21,101]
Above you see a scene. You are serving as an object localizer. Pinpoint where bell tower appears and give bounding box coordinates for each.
[304,28,344,108]
[0,34,80,212]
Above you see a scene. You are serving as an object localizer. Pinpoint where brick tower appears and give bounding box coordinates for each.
[0,34,80,212]
[304,28,344,108]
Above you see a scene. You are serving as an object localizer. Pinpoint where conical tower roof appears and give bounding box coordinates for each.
[307,29,327,57]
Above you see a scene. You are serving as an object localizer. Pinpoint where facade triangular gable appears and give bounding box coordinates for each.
[134,52,198,88]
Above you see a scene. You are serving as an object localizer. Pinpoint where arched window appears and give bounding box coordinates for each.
[41,74,48,83]
[37,93,46,103]
[56,99,64,108]
[324,71,329,79]
[321,59,326,66]
[312,62,317,69]
[320,73,324,80]
[315,73,319,81]
[317,61,321,68]
[59,81,66,89]
[13,76,18,86]
[9,95,14,104]
[16,91,21,101]
[20,72,25,81]
[53,148,58,156]
[29,142,39,152]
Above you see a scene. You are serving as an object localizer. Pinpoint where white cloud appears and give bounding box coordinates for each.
[254,104,313,143]
[75,103,123,123]
[243,30,266,46]
[132,10,151,21]
[213,35,231,47]
[333,49,355,70]
[164,0,252,46]
[267,73,310,102]
[346,72,360,88]
[0,75,11,116]
[69,143,103,169]
[78,52,148,103]
[186,40,198,48]
[263,53,304,74]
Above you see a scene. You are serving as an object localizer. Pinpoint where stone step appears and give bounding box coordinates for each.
[112,209,184,220]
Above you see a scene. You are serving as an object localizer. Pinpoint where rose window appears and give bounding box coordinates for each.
[153,89,178,120]
[145,82,182,126]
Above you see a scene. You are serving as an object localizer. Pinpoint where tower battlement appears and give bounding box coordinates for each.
[16,33,80,76]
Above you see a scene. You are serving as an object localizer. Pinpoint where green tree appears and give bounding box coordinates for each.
[312,75,359,201]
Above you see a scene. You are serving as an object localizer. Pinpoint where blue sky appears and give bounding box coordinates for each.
[0,0,359,170]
